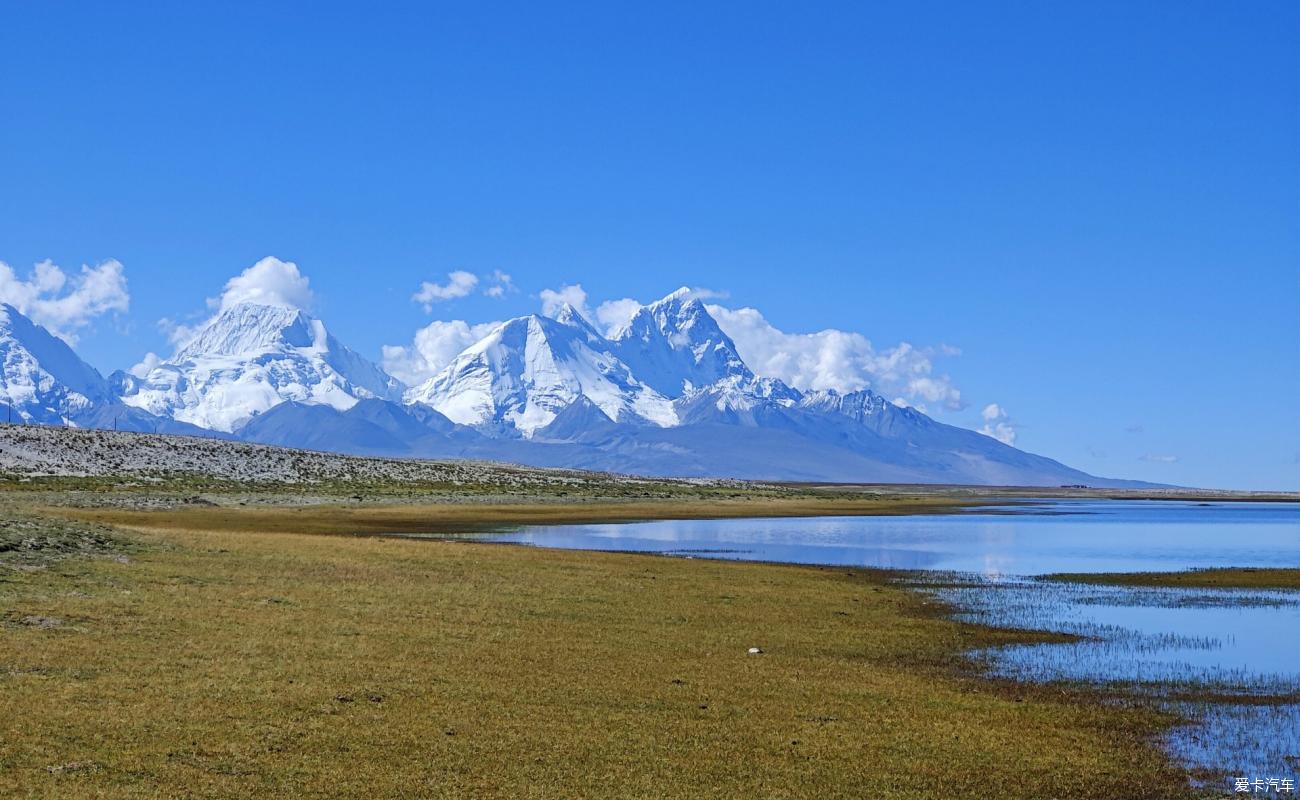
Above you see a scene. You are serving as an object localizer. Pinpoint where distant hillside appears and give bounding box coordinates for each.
[0,424,680,491]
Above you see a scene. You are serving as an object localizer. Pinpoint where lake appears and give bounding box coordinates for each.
[428,500,1300,575]
[410,500,1300,789]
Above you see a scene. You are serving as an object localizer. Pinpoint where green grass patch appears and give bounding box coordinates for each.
[1043,568,1300,590]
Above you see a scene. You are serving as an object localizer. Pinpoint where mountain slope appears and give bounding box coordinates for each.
[117,302,404,432]
[237,398,481,458]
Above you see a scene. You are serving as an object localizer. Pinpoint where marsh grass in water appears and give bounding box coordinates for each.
[934,577,1300,784]
[1045,568,1300,591]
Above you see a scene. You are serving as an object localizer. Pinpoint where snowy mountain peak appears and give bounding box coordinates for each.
[550,302,605,343]
[0,303,113,423]
[609,289,751,396]
[117,302,403,433]
[175,302,322,360]
[407,312,676,437]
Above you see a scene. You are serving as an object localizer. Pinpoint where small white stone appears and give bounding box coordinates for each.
[747,647,763,655]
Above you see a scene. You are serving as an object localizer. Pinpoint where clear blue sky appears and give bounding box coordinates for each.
[1,2,1296,489]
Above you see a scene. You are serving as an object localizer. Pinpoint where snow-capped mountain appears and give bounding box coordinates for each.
[0,287,1149,487]
[0,304,207,434]
[389,291,1141,485]
[406,307,677,437]
[0,303,116,424]
[115,302,403,432]
[608,287,752,395]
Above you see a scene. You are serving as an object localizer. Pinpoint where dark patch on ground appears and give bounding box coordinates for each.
[0,513,135,568]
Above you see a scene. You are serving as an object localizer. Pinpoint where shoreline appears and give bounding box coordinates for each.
[33,489,1300,540]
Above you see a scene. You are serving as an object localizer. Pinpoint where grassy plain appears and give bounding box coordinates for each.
[0,505,1193,799]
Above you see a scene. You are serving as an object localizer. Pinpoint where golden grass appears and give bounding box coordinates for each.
[0,518,1191,799]
[1045,567,1300,590]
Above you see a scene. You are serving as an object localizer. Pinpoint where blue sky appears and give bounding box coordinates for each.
[1,2,1296,489]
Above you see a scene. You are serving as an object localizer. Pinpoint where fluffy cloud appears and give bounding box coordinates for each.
[128,351,163,378]
[594,298,642,334]
[219,256,314,310]
[0,258,130,343]
[539,283,593,320]
[413,271,479,310]
[483,270,516,298]
[156,316,203,349]
[706,304,964,410]
[677,286,729,301]
[980,403,1017,445]
[381,319,501,386]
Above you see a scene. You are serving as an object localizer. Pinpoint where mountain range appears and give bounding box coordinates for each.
[0,292,1147,487]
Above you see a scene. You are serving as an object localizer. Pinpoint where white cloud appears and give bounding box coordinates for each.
[219,256,314,311]
[0,258,130,343]
[676,286,730,301]
[539,283,593,321]
[156,316,203,349]
[1140,453,1180,463]
[483,270,516,298]
[979,403,1017,445]
[129,351,162,378]
[381,319,501,386]
[413,271,479,310]
[594,298,642,335]
[705,304,964,410]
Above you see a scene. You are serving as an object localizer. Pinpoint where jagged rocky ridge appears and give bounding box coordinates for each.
[0,292,1146,486]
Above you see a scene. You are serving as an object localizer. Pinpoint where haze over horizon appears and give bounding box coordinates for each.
[1,3,1295,490]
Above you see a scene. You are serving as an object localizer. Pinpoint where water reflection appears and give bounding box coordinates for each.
[459,501,1300,577]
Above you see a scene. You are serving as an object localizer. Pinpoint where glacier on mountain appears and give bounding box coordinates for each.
[114,302,404,432]
[406,308,677,437]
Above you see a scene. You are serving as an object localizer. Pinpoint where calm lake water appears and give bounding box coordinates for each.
[416,500,1300,789]
[450,500,1300,576]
